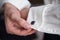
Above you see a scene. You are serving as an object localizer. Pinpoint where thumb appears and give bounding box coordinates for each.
[16,18,32,30]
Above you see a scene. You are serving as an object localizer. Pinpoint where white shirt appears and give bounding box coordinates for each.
[27,3,60,35]
[0,0,31,10]
[1,0,60,35]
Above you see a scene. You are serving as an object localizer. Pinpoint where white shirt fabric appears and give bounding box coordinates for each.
[27,5,45,31]
[27,3,60,35]
[0,0,31,10]
[1,0,60,35]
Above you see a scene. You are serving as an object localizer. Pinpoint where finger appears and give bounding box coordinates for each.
[20,8,29,20]
[4,3,21,22]
[9,12,31,30]
[12,22,34,36]
[5,17,35,36]
[10,26,32,36]
[5,16,15,34]
[5,17,29,36]
[13,22,32,32]
[16,18,32,30]
[23,30,36,36]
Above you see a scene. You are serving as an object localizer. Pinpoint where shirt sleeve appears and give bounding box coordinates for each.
[27,4,60,35]
[27,5,45,32]
[1,0,31,10]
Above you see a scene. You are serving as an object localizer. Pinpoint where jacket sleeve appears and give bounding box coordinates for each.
[0,0,31,10]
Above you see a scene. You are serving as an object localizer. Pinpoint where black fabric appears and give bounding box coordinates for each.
[44,33,60,40]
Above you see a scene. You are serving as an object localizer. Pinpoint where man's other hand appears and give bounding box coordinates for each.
[4,3,36,36]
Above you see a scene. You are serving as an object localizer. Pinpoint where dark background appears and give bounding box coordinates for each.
[29,0,44,6]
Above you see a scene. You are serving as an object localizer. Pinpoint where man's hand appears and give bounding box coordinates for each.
[4,3,36,36]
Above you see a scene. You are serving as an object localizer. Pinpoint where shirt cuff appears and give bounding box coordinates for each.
[27,5,60,35]
[2,0,31,10]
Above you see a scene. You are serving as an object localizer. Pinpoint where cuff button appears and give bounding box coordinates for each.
[31,21,35,25]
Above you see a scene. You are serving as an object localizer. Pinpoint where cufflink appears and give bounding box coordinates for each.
[31,21,35,25]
